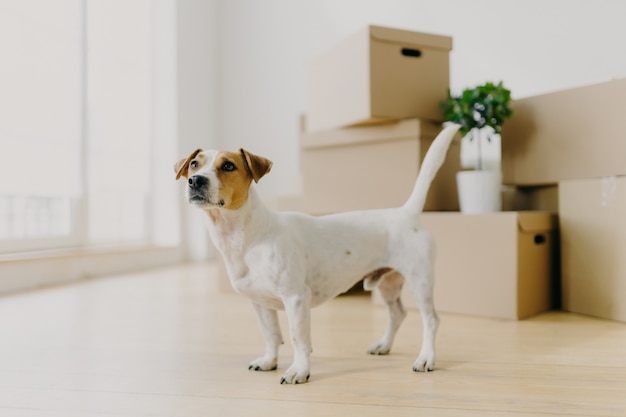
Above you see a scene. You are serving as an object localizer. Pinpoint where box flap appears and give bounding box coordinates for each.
[517,212,557,232]
[369,25,452,51]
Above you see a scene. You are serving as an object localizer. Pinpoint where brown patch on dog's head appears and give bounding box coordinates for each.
[174,148,204,180]
[213,149,273,210]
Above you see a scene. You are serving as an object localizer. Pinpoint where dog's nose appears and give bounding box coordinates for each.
[188,175,208,189]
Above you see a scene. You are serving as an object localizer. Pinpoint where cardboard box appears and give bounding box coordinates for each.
[299,119,460,215]
[502,78,626,185]
[374,212,560,320]
[307,25,452,132]
[560,176,626,322]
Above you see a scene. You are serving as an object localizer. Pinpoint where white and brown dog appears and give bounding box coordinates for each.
[175,123,461,384]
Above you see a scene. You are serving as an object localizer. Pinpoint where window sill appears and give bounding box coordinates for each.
[0,244,186,295]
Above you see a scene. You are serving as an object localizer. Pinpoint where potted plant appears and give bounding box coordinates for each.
[439,81,513,214]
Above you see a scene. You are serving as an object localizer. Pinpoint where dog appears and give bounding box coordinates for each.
[174,123,461,384]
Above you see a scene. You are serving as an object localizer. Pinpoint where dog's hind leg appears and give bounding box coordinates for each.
[365,270,407,355]
[408,272,439,372]
[249,303,283,372]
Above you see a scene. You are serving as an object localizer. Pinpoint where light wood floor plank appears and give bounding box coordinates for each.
[0,262,624,416]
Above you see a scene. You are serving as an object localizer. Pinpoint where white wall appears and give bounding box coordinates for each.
[211,0,626,199]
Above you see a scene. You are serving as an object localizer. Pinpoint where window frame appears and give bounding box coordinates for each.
[0,0,176,255]
[0,0,87,254]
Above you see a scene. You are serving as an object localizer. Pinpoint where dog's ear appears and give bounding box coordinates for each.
[174,148,203,180]
[239,148,273,183]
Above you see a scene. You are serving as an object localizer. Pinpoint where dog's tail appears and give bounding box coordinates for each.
[403,123,461,213]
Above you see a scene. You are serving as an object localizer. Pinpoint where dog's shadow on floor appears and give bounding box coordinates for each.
[309,363,389,383]
[302,355,455,383]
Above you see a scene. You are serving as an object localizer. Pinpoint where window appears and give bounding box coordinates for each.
[0,0,179,253]
[87,0,153,244]
[0,0,82,251]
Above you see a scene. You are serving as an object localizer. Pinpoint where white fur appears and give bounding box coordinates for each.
[181,124,461,384]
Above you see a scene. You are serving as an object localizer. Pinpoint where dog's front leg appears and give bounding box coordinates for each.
[249,303,283,372]
[280,291,312,384]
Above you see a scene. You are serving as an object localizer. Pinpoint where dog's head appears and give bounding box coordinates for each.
[174,148,273,210]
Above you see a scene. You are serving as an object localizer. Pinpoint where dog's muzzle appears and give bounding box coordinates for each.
[187,175,209,205]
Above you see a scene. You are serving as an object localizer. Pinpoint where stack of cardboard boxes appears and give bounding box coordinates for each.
[298,25,458,214]
[294,25,560,320]
[502,78,626,323]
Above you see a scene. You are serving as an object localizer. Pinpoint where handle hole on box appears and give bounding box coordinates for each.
[401,48,422,58]
[534,234,547,245]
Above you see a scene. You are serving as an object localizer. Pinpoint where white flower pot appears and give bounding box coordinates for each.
[457,170,502,214]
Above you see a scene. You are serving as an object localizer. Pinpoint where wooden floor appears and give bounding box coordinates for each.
[0,263,625,417]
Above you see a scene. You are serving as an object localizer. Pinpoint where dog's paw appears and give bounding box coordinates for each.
[366,340,391,355]
[279,366,310,384]
[248,356,278,372]
[412,354,435,372]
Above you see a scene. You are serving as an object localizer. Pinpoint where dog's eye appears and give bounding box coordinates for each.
[190,160,199,169]
[221,161,236,172]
